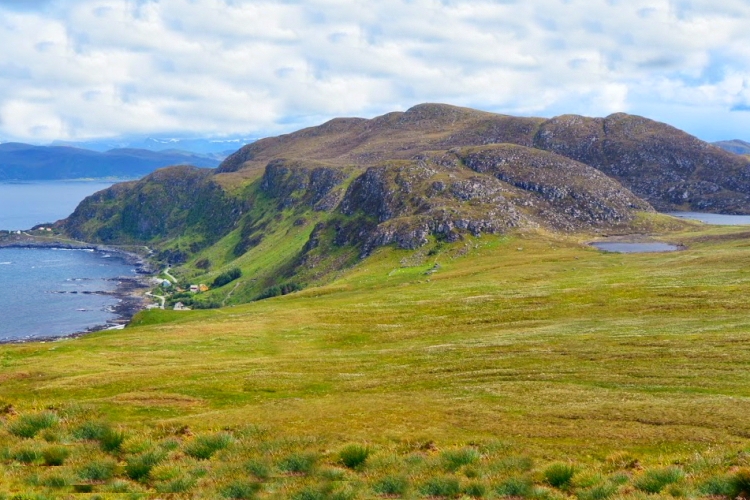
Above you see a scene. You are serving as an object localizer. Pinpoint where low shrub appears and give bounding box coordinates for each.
[442,448,481,471]
[213,268,242,288]
[41,446,70,466]
[185,433,233,460]
[420,476,461,498]
[634,467,684,493]
[257,282,302,300]
[544,462,576,488]
[9,413,58,439]
[373,474,409,496]
[339,444,370,469]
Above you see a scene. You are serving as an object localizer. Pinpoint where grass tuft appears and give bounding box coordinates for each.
[576,483,618,500]
[100,427,126,453]
[441,447,481,471]
[699,475,736,498]
[496,476,534,498]
[41,446,70,466]
[633,467,684,493]
[156,476,196,494]
[185,432,233,460]
[339,444,370,469]
[125,450,165,481]
[222,480,261,499]
[8,413,58,439]
[463,481,487,498]
[544,462,576,488]
[278,452,318,475]
[245,459,272,480]
[732,468,750,498]
[373,474,409,496]
[12,447,41,464]
[420,475,461,498]
[77,458,117,482]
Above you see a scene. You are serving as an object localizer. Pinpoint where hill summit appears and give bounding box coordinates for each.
[59,103,750,305]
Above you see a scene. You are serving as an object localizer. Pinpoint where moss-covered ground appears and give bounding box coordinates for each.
[2,221,750,498]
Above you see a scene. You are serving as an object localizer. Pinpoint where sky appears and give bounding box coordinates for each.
[0,0,749,144]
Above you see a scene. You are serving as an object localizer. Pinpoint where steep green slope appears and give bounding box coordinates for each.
[63,165,243,262]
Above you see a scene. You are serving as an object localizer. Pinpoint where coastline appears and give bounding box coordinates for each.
[0,233,155,344]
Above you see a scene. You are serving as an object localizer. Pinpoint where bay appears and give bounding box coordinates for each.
[0,180,142,342]
[0,247,137,341]
[0,180,117,230]
[667,212,750,225]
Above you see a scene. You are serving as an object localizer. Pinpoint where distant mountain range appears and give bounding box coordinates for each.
[49,137,256,157]
[713,140,750,156]
[0,143,222,181]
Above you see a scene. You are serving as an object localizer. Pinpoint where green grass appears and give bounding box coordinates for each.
[544,462,576,488]
[338,443,370,469]
[2,225,750,495]
[7,413,57,439]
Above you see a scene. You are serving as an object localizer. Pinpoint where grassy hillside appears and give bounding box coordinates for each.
[2,220,750,497]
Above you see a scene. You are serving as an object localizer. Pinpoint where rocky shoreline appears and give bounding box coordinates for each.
[0,232,156,344]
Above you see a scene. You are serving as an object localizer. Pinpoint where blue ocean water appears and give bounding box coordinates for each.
[0,180,139,341]
[0,180,116,231]
[0,247,137,341]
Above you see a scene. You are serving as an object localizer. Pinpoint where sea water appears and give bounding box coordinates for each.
[667,212,750,225]
[0,247,137,341]
[0,180,116,231]
[0,180,137,341]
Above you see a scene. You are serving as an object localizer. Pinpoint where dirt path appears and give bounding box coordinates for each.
[146,292,166,309]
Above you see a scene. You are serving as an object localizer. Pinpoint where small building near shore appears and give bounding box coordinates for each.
[174,302,191,311]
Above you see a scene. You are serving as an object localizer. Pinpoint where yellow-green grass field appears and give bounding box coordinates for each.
[2,219,750,498]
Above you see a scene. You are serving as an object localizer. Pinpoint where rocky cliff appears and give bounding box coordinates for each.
[220,103,750,214]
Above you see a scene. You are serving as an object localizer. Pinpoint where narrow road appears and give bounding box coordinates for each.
[163,267,177,283]
[146,292,166,309]
[222,281,241,307]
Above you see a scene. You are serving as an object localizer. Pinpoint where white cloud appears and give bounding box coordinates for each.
[0,0,749,142]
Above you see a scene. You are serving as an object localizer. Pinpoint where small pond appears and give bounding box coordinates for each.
[591,242,681,253]
[667,212,750,225]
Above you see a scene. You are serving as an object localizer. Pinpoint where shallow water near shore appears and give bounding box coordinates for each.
[591,242,681,253]
[667,211,750,225]
[0,247,138,341]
